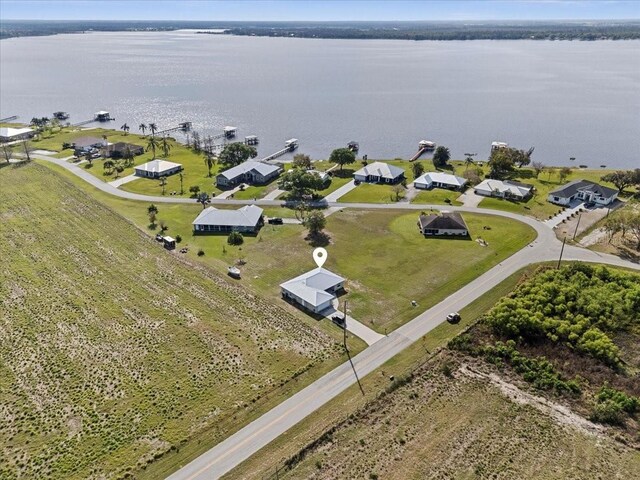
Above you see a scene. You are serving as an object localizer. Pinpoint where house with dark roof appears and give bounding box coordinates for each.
[103,142,144,159]
[192,205,264,234]
[216,161,282,188]
[417,212,469,237]
[280,267,345,313]
[73,136,106,156]
[548,180,618,207]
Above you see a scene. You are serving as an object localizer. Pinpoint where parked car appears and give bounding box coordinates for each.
[354,179,361,186]
[331,314,345,327]
[155,234,164,242]
[446,312,461,324]
[268,217,283,225]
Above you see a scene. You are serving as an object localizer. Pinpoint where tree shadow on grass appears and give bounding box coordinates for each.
[331,168,355,179]
[305,231,331,247]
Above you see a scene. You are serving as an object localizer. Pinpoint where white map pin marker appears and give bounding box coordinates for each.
[313,247,327,268]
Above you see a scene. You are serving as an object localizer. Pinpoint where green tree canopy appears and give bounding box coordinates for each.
[432,146,451,168]
[292,153,312,169]
[304,210,326,236]
[219,142,258,168]
[278,169,326,198]
[329,148,356,171]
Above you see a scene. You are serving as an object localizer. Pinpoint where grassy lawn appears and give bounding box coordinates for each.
[37,160,535,335]
[339,183,400,203]
[411,188,463,205]
[0,162,366,480]
[477,168,627,219]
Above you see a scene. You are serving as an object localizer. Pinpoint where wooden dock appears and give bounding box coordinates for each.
[260,138,298,162]
[410,140,436,162]
[157,122,192,136]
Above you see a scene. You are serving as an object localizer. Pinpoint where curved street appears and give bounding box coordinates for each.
[34,154,640,479]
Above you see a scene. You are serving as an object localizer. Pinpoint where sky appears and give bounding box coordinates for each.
[1,0,639,22]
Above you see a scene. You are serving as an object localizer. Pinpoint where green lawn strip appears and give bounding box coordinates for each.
[338,183,401,203]
[411,188,463,205]
[39,161,535,334]
[1,163,366,479]
[223,263,546,480]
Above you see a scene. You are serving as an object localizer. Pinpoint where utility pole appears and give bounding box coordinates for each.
[557,236,567,269]
[572,212,582,240]
[342,300,348,352]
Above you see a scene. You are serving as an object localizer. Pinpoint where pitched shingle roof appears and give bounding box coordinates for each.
[549,179,617,199]
[280,267,345,308]
[418,212,468,231]
[415,172,467,188]
[218,161,280,181]
[192,205,263,227]
[134,159,182,174]
[354,162,404,180]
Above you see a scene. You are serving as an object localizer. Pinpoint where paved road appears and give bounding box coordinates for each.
[33,154,640,479]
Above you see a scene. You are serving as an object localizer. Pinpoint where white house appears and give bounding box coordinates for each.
[0,127,35,143]
[417,212,469,237]
[354,162,405,184]
[548,180,618,207]
[192,205,264,234]
[474,179,534,200]
[134,159,182,178]
[280,267,345,314]
[216,161,282,188]
[414,172,467,191]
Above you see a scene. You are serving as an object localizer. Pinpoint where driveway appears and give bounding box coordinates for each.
[263,188,285,200]
[322,180,357,202]
[457,188,484,208]
[321,305,384,346]
[108,174,138,188]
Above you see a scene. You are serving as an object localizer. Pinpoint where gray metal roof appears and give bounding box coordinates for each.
[280,267,345,307]
[354,162,405,180]
[218,161,280,181]
[192,205,264,227]
[549,179,617,199]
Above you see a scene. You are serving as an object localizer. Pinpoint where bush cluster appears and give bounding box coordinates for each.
[485,264,640,366]
[483,341,581,395]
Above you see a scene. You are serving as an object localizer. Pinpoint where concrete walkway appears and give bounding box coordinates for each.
[263,188,285,200]
[404,182,419,202]
[544,201,584,228]
[321,305,384,346]
[108,174,138,188]
[457,188,484,208]
[216,185,244,200]
[322,180,357,202]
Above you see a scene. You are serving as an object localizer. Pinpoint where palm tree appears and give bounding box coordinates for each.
[464,156,475,172]
[113,160,125,179]
[159,175,167,195]
[160,136,171,158]
[123,146,134,167]
[147,204,158,227]
[103,159,115,174]
[146,136,160,158]
[121,123,130,135]
[139,123,147,136]
[179,172,184,195]
[204,153,215,177]
[149,123,158,137]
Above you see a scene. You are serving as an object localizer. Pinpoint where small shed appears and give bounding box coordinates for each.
[162,236,176,250]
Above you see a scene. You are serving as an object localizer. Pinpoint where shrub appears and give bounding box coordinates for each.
[590,400,625,425]
[227,231,244,246]
[596,385,639,414]
[175,234,182,243]
[197,248,204,257]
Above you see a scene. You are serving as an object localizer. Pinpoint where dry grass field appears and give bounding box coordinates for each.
[258,350,640,480]
[0,163,353,479]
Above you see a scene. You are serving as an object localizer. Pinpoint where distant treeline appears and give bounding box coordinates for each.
[2,20,640,41]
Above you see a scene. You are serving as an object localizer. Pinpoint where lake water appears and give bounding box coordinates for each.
[1,31,639,168]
